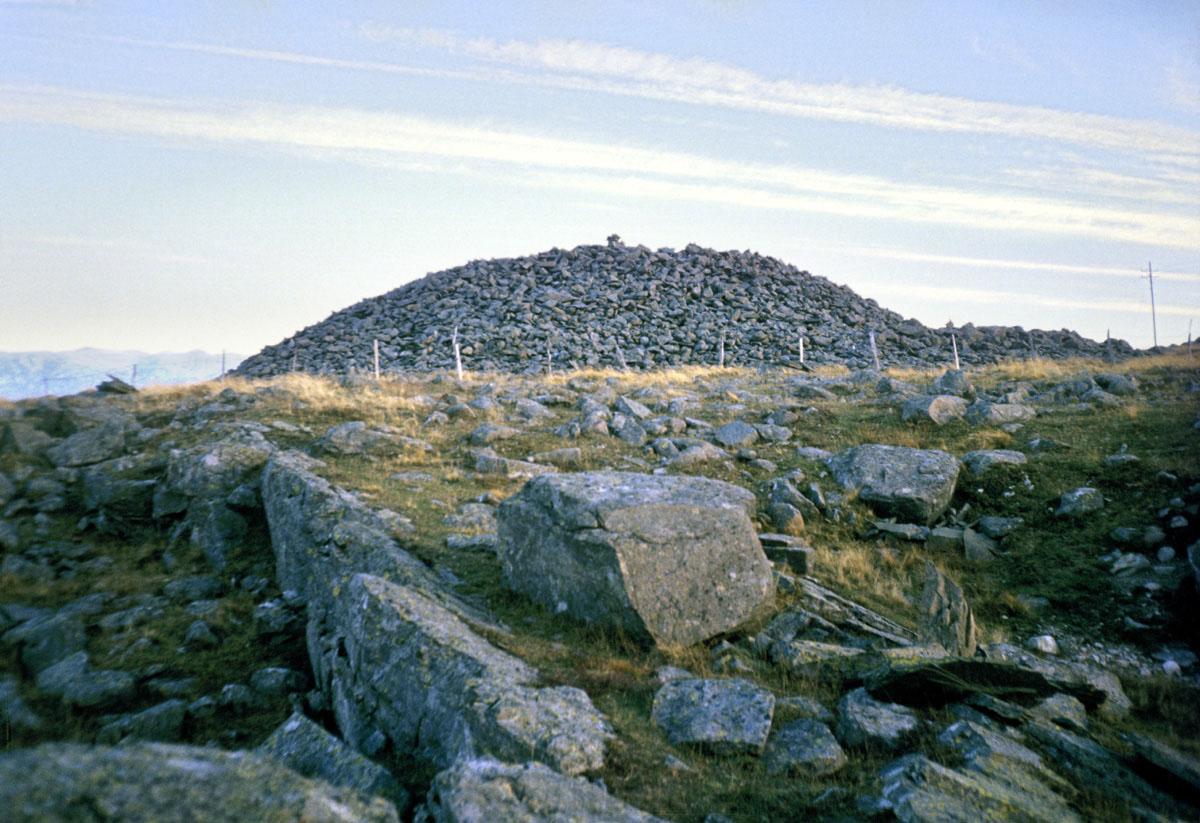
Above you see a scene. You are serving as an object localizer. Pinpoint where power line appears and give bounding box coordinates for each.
[1146,261,1158,348]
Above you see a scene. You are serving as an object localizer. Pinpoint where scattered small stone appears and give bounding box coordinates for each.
[1056,487,1104,517]
[1026,635,1059,655]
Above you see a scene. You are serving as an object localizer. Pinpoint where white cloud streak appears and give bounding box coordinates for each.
[869,284,1197,318]
[1,85,1196,249]
[816,245,1200,284]
[361,25,1200,163]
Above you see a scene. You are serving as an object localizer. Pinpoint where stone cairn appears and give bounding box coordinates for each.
[236,236,1130,377]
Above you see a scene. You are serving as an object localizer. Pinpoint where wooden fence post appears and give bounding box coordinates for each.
[869,331,880,371]
[373,339,380,381]
[951,334,960,370]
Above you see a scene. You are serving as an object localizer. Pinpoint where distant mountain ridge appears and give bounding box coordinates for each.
[0,348,243,400]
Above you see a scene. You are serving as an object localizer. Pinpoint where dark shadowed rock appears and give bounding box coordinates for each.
[259,711,409,812]
[497,472,774,647]
[97,699,186,744]
[866,659,1100,709]
[825,445,960,525]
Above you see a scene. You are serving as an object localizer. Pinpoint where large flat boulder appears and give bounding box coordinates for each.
[0,742,399,822]
[497,472,774,647]
[825,445,960,525]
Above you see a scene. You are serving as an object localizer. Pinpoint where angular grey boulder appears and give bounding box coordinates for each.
[0,743,399,822]
[651,678,775,754]
[331,574,612,776]
[260,711,409,811]
[97,699,186,744]
[836,688,918,750]
[34,651,136,708]
[45,421,127,467]
[825,444,960,525]
[421,758,663,822]
[497,472,774,647]
[961,449,1027,476]
[901,395,968,425]
[965,401,1035,425]
[713,420,759,449]
[762,719,847,776]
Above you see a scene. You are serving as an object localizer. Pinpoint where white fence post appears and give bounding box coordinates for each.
[951,334,960,370]
[718,329,726,368]
[373,339,381,381]
[869,331,880,371]
[452,324,464,381]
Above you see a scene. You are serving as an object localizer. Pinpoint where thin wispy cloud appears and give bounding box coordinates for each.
[2,233,228,267]
[360,25,1200,163]
[869,284,1197,318]
[2,84,1195,249]
[809,244,1200,284]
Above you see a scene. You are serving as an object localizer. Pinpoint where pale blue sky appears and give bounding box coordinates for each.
[1,0,1198,354]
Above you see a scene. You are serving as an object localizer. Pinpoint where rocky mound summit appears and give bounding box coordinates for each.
[237,237,1130,377]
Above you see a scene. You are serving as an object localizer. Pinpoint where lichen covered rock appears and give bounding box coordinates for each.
[497,472,774,647]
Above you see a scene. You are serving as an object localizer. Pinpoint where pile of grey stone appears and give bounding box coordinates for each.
[235,236,1128,377]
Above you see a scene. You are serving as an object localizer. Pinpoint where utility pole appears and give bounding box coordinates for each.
[1146,262,1158,348]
